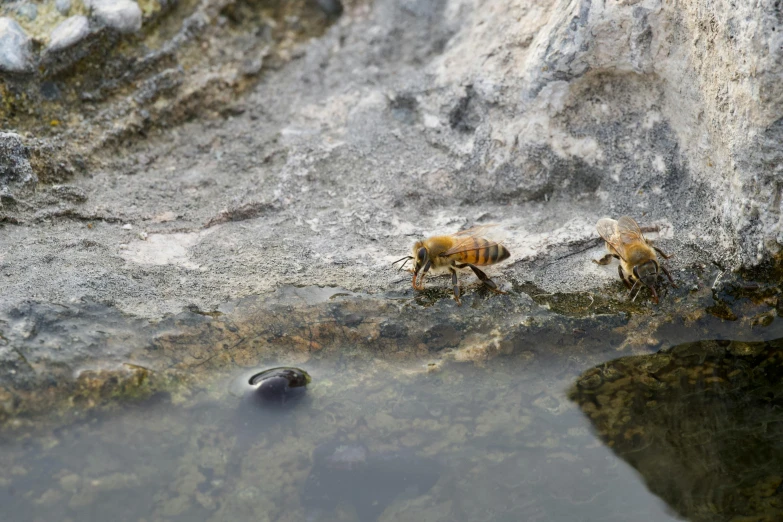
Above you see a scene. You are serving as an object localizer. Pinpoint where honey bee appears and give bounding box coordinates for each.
[392,225,511,305]
[593,216,676,303]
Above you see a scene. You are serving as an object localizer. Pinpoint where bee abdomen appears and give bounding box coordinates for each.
[495,244,511,263]
[472,240,510,265]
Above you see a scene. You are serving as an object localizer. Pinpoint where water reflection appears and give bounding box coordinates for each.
[570,337,783,521]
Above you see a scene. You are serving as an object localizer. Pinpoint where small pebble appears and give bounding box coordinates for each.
[314,0,343,17]
[244,367,311,407]
[40,81,60,100]
[56,0,72,16]
[122,224,132,230]
[0,18,33,73]
[47,16,90,52]
[16,3,38,22]
[87,0,142,34]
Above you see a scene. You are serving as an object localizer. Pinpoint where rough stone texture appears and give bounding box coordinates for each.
[47,15,90,52]
[0,133,37,197]
[0,0,783,410]
[87,0,142,34]
[0,16,32,73]
[424,0,783,268]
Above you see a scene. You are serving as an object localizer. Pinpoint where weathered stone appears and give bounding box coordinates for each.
[87,0,142,34]
[0,0,782,419]
[2,0,783,319]
[0,17,32,73]
[0,133,36,194]
[47,16,90,52]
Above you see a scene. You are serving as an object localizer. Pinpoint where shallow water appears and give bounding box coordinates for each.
[1,355,680,522]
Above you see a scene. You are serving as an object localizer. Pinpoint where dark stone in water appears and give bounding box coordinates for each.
[230,367,312,460]
[303,440,440,521]
[247,367,311,406]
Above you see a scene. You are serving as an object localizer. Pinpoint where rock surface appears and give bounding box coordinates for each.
[0,0,782,414]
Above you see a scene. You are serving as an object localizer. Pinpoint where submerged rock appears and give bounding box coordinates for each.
[570,338,783,520]
[0,17,32,73]
[246,367,311,406]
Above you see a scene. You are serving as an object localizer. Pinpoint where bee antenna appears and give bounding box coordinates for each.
[392,256,413,270]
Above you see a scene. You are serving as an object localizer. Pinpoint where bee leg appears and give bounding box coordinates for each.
[660,264,678,287]
[414,260,432,290]
[449,267,461,305]
[652,246,674,260]
[457,263,506,294]
[629,279,640,301]
[593,254,615,266]
[649,284,660,304]
[618,266,633,290]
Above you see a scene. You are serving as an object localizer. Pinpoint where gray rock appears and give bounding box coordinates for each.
[47,15,90,52]
[1,0,782,324]
[16,3,38,21]
[87,0,142,34]
[55,0,72,16]
[0,17,32,73]
[0,132,37,195]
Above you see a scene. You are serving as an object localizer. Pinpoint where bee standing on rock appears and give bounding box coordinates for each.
[393,226,511,305]
[593,216,676,304]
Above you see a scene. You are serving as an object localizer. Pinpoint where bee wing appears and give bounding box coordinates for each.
[597,216,647,262]
[616,216,646,244]
[451,224,499,237]
[596,218,619,244]
[440,224,504,256]
[596,218,627,261]
[442,236,502,257]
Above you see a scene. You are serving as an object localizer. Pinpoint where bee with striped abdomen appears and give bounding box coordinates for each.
[393,225,511,305]
[593,216,676,304]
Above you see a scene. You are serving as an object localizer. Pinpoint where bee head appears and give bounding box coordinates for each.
[411,242,428,273]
